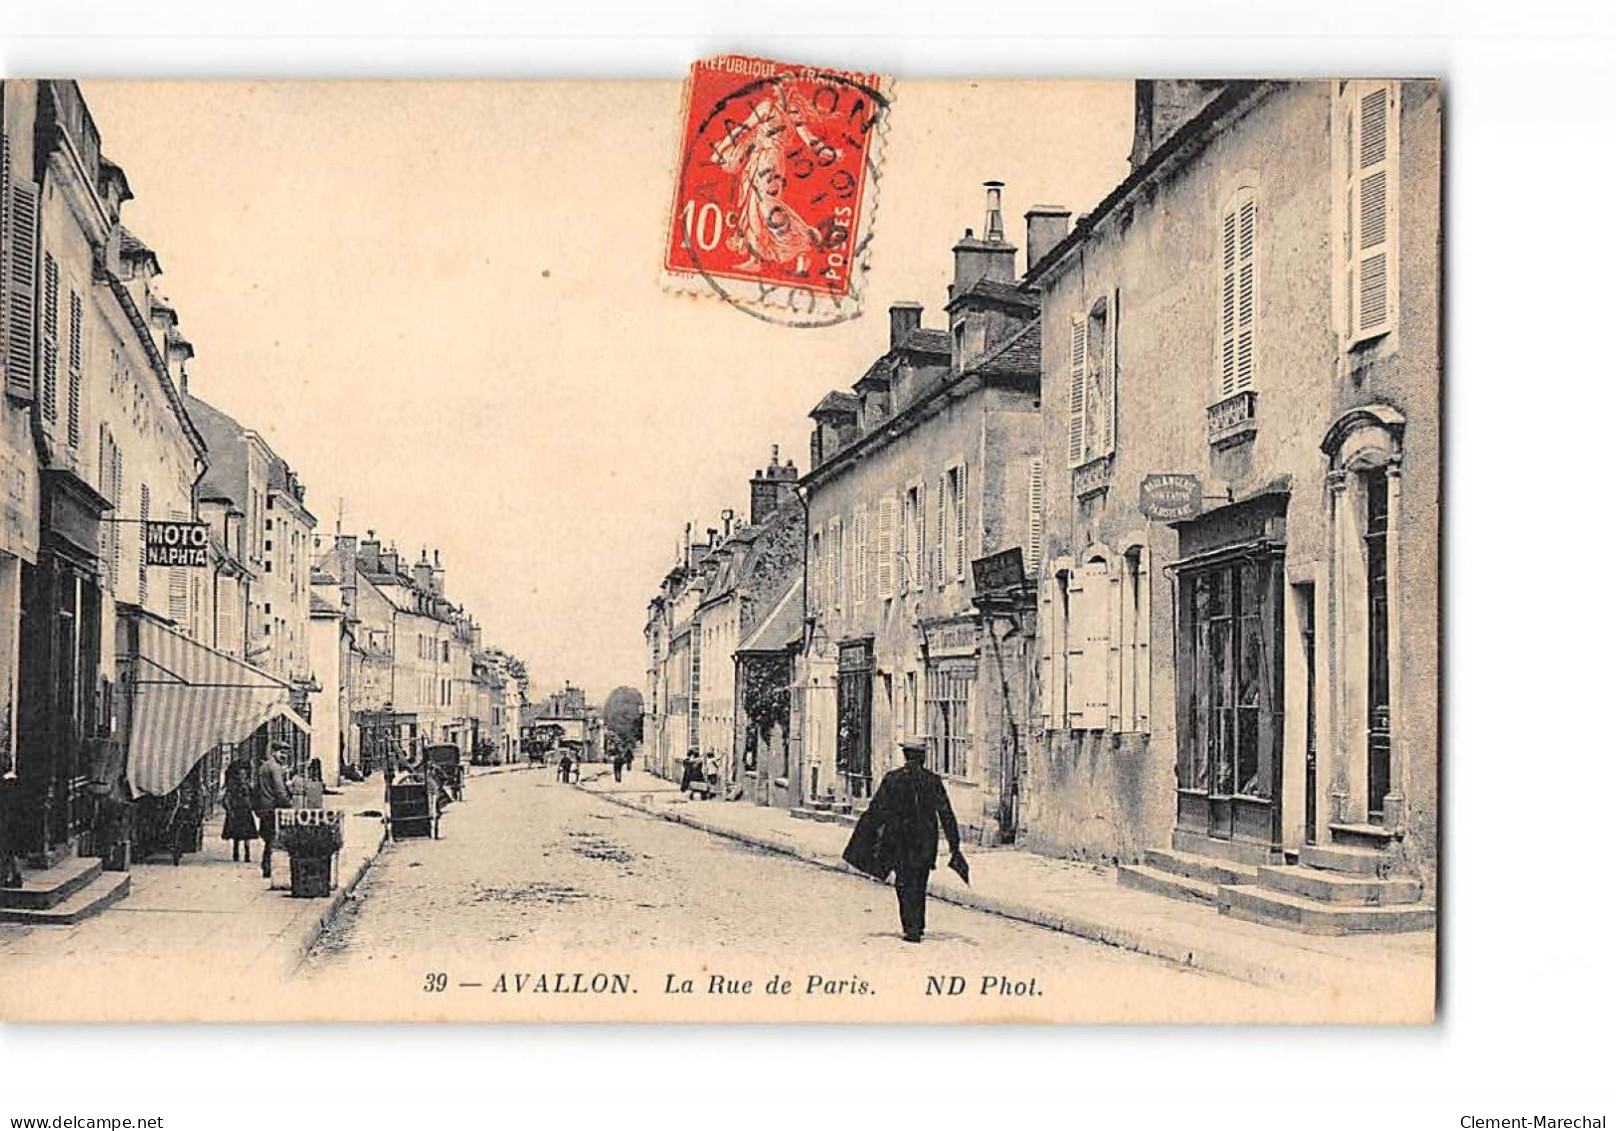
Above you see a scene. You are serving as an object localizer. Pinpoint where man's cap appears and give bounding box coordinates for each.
[900,739,927,757]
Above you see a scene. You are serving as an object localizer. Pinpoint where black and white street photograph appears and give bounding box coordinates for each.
[0,69,1443,1024]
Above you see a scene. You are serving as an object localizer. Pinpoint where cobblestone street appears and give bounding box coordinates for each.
[298,769,1293,1022]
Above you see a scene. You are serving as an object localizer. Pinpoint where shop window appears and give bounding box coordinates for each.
[926,663,972,778]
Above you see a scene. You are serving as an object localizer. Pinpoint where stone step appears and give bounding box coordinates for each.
[1143,847,1261,887]
[1116,863,1221,906]
[0,871,130,925]
[1300,842,1394,877]
[787,807,819,822]
[1218,883,1434,936]
[1256,864,1422,906]
[0,856,104,911]
[1329,821,1397,850]
[1171,827,1284,867]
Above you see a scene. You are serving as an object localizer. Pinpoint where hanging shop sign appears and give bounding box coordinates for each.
[1140,474,1204,522]
[144,519,209,567]
[970,547,1026,596]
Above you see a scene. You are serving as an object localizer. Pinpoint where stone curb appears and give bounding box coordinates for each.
[286,816,389,975]
[584,785,1318,991]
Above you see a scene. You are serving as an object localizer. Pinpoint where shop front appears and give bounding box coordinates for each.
[1168,492,1288,861]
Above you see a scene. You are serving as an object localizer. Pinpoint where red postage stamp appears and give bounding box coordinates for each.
[662,55,892,326]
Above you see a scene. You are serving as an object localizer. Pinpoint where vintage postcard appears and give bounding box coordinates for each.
[0,68,1440,1023]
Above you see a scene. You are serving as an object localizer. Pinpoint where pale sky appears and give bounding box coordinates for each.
[81,78,1132,703]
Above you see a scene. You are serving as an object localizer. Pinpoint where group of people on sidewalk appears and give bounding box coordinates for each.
[220,741,325,881]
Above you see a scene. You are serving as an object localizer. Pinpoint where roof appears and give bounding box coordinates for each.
[1024,80,1262,286]
[309,568,339,586]
[186,394,251,504]
[119,228,161,272]
[945,276,1038,314]
[898,327,951,356]
[309,593,343,618]
[809,390,859,418]
[737,578,804,654]
[966,317,1041,380]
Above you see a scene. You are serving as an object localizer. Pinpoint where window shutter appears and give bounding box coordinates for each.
[1038,575,1054,726]
[110,442,123,592]
[935,474,946,587]
[40,253,59,421]
[1220,207,1237,398]
[1107,557,1124,732]
[915,481,926,592]
[954,464,969,580]
[3,135,42,404]
[1026,458,1044,579]
[67,291,83,448]
[1236,197,1256,392]
[1352,81,1395,340]
[897,492,909,594]
[1067,314,1087,467]
[828,518,842,612]
[168,508,189,629]
[1104,290,1119,453]
[809,529,821,616]
[852,509,865,604]
[1067,558,1112,728]
[1136,546,1151,731]
[138,483,150,605]
[877,495,895,600]
[1065,567,1085,728]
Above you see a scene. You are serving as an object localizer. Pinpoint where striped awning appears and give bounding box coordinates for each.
[125,616,292,798]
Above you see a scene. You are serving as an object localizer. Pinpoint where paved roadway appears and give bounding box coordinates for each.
[300,769,1285,1021]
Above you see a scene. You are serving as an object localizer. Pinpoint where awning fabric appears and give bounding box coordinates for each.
[126,616,291,797]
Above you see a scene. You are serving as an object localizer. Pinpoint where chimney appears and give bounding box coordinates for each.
[888,302,922,351]
[951,182,1019,296]
[721,509,735,538]
[358,533,381,571]
[1024,205,1072,272]
[380,544,399,576]
[413,549,433,592]
[1130,80,1227,170]
[750,445,798,523]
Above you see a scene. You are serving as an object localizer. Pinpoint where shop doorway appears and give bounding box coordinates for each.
[836,639,873,799]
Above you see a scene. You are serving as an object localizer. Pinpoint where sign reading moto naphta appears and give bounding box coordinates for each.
[144,520,209,567]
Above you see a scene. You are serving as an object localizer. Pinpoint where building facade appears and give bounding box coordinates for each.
[1021,81,1440,913]
[796,187,1044,843]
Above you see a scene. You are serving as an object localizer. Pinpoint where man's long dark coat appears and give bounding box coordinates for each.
[842,761,961,880]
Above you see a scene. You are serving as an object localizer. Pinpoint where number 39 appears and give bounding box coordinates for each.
[423,972,448,993]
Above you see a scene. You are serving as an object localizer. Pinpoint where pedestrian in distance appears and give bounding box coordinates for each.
[843,740,967,944]
[254,742,294,881]
[611,749,624,783]
[221,754,258,863]
[558,750,574,784]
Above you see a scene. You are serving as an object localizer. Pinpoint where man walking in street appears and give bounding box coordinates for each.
[254,742,294,881]
[843,740,966,944]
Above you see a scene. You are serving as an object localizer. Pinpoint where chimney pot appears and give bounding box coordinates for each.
[1024,204,1073,271]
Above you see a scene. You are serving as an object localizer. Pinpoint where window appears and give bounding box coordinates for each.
[901,483,923,594]
[1178,556,1284,799]
[1217,188,1258,399]
[926,663,972,778]
[943,465,969,582]
[1340,81,1398,344]
[905,670,920,736]
[809,528,823,615]
[1068,294,1117,467]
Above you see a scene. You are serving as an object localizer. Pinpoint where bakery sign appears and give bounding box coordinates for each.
[1139,474,1203,522]
[144,520,209,567]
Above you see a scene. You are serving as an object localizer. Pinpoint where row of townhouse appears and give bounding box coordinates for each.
[315,534,527,772]
[0,82,529,914]
[646,79,1440,940]
[643,448,804,801]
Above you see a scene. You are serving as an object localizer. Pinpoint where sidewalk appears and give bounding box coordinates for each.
[0,774,389,981]
[579,768,1436,1004]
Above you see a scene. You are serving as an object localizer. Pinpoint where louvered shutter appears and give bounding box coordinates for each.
[40,253,59,421]
[1219,193,1257,397]
[915,481,926,591]
[851,509,864,604]
[1064,567,1085,728]
[1038,574,1054,726]
[1067,314,1087,467]
[67,291,83,448]
[110,443,122,592]
[1352,81,1394,340]
[1107,557,1124,731]
[1136,547,1151,731]
[3,140,40,403]
[876,495,895,600]
[1067,558,1112,728]
[1103,290,1120,452]
[896,491,909,594]
[169,509,189,629]
[1026,458,1044,579]
[138,484,150,605]
[934,474,946,587]
[828,518,842,612]
[1220,207,1237,398]
[96,426,112,581]
[954,465,969,580]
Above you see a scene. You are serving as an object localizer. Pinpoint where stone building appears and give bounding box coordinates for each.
[1022,80,1439,933]
[795,185,1045,843]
